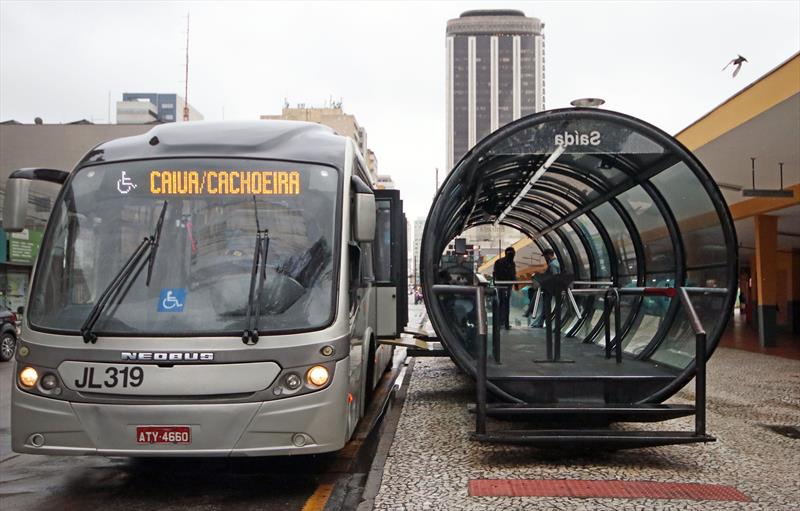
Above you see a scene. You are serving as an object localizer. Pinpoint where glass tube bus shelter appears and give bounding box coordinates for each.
[421,108,737,411]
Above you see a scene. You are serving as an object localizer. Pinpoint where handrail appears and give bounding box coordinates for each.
[682,287,729,296]
[677,286,707,437]
[678,287,705,336]
[619,286,727,296]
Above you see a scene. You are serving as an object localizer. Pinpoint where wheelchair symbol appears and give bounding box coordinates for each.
[161,291,183,310]
[117,171,138,194]
[158,288,186,312]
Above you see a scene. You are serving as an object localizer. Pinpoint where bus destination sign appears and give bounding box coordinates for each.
[148,170,301,196]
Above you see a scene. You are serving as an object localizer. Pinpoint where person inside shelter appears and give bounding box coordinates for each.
[528,248,561,328]
[492,246,516,330]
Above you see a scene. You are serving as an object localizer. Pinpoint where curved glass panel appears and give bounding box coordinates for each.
[651,162,728,268]
[591,202,638,277]
[650,266,728,368]
[560,223,591,279]
[622,272,675,355]
[573,214,610,278]
[618,186,675,273]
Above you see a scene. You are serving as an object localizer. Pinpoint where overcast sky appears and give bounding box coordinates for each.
[1,1,799,220]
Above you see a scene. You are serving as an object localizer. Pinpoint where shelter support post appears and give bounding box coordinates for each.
[754,215,778,346]
[678,287,708,438]
[475,286,488,435]
[491,288,501,364]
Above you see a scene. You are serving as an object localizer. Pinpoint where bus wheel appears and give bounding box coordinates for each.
[1,332,16,362]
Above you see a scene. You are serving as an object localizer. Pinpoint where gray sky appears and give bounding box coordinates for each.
[1,1,799,220]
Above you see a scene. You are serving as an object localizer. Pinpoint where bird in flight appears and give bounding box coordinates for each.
[722,55,748,77]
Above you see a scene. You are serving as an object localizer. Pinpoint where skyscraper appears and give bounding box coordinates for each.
[446,10,545,170]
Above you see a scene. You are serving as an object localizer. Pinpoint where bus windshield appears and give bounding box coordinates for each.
[29,158,340,337]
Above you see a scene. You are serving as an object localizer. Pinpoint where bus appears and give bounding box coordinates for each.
[3,120,408,456]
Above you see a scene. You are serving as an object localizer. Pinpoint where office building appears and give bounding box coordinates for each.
[117,92,204,124]
[261,104,380,180]
[446,9,545,170]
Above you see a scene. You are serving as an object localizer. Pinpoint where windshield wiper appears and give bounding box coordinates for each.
[146,200,168,285]
[81,201,168,343]
[243,196,270,345]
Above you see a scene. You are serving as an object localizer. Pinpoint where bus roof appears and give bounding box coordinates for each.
[78,120,349,170]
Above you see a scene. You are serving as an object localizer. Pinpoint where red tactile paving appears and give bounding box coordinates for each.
[469,479,751,501]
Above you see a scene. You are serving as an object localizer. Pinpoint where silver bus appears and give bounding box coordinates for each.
[3,120,408,456]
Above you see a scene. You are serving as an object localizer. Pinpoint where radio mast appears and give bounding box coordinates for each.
[183,12,190,122]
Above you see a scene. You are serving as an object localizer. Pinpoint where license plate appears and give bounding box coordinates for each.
[136,426,191,444]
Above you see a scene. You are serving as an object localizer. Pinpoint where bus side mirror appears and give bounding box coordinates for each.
[3,168,69,232]
[354,193,376,242]
[2,178,31,232]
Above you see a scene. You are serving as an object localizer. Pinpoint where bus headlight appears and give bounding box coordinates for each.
[306,365,329,387]
[284,373,302,390]
[19,367,39,388]
[40,373,59,390]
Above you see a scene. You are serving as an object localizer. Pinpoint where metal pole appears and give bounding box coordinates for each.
[604,292,611,359]
[545,292,553,361]
[566,288,581,317]
[475,285,487,435]
[696,331,707,437]
[678,286,707,438]
[554,292,562,361]
[492,290,501,364]
[532,287,542,321]
[614,289,622,363]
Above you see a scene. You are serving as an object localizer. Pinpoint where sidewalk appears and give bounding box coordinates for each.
[371,347,800,510]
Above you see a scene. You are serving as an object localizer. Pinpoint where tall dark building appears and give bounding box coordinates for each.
[446,10,545,170]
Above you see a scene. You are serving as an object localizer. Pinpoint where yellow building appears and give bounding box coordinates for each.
[676,52,799,347]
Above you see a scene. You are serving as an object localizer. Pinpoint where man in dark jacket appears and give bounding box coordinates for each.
[493,247,516,329]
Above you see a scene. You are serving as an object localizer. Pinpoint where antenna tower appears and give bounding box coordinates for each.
[183,12,190,121]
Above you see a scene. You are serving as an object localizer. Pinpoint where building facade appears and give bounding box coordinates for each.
[261,105,380,180]
[446,9,545,171]
[0,122,156,312]
[118,93,204,124]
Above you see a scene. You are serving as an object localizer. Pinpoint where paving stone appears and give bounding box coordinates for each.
[371,347,800,510]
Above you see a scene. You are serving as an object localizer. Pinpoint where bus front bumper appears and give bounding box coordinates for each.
[11,358,350,457]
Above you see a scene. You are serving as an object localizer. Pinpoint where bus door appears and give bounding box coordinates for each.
[373,189,408,339]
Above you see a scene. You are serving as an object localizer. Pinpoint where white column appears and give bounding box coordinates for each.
[512,35,521,120]
[446,36,454,171]
[468,36,477,149]
[534,34,544,112]
[490,36,499,132]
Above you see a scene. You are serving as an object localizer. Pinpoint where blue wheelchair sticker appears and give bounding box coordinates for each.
[158,288,186,312]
